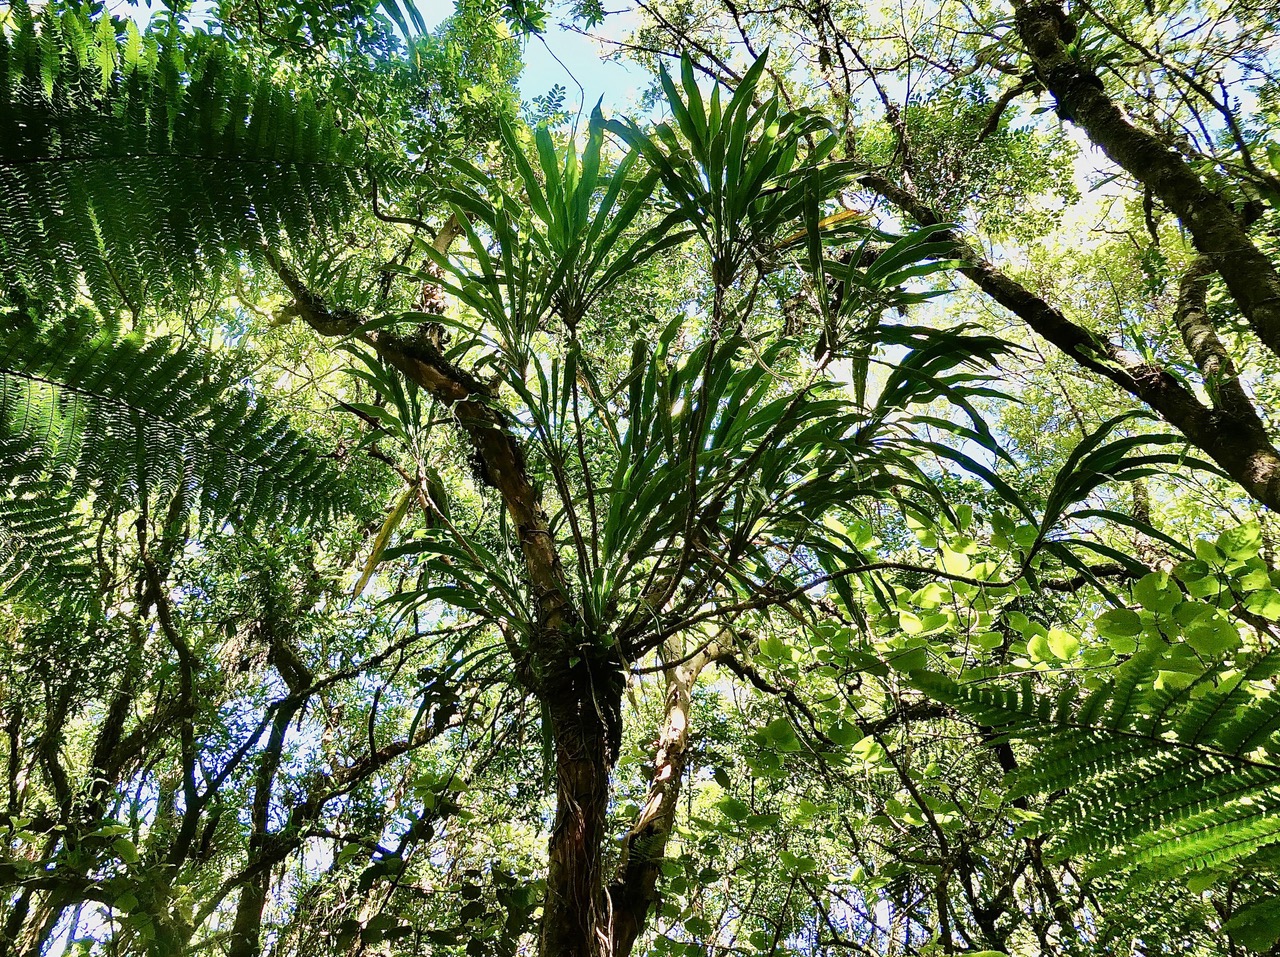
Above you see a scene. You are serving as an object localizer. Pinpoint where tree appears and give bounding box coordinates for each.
[608,0,1280,511]
[3,0,1280,955]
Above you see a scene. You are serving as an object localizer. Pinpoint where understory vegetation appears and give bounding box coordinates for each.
[2,0,1280,954]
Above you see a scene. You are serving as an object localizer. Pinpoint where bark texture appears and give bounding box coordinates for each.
[1012,0,1280,358]
[544,667,620,957]
[861,174,1280,511]
[609,647,715,956]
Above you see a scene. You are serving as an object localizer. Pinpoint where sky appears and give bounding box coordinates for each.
[111,0,654,117]
[416,0,652,117]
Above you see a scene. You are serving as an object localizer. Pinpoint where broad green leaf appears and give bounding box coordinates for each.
[1244,589,1280,621]
[1186,613,1242,656]
[851,734,888,767]
[1047,628,1080,659]
[1133,572,1180,614]
[113,837,140,865]
[1096,608,1142,638]
[1218,522,1263,560]
[1027,632,1053,663]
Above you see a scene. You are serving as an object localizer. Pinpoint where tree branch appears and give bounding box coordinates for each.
[1012,0,1280,359]
[263,248,580,649]
[861,172,1280,510]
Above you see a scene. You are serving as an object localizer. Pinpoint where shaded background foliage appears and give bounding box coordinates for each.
[2,0,1280,955]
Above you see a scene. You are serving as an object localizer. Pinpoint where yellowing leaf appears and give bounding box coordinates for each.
[354,485,415,598]
[939,546,971,575]
[1047,628,1079,659]
[898,611,924,635]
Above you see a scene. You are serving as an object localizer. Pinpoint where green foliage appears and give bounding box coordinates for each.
[902,528,1280,951]
[597,328,864,632]
[1020,413,1215,594]
[0,1,361,315]
[394,49,1022,657]
[417,109,685,369]
[868,86,1078,237]
[4,0,1279,952]
[402,0,523,162]
[0,313,356,599]
[606,52,855,290]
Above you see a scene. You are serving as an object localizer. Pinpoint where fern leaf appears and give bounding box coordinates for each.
[0,4,363,315]
[905,644,1280,946]
[0,313,358,601]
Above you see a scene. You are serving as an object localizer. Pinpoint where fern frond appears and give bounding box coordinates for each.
[0,313,358,599]
[0,2,363,315]
[0,446,91,597]
[907,648,1280,931]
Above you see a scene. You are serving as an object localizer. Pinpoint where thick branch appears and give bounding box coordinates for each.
[862,173,1280,510]
[265,249,577,639]
[1012,0,1280,358]
[977,76,1038,142]
[609,645,717,956]
[1174,258,1257,420]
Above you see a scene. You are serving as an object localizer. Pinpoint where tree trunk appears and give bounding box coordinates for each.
[11,887,65,957]
[609,646,714,957]
[541,656,623,957]
[227,846,275,957]
[227,663,304,957]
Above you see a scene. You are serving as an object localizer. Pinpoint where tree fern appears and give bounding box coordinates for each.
[0,1,363,316]
[0,433,91,600]
[0,313,358,600]
[907,644,1280,949]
